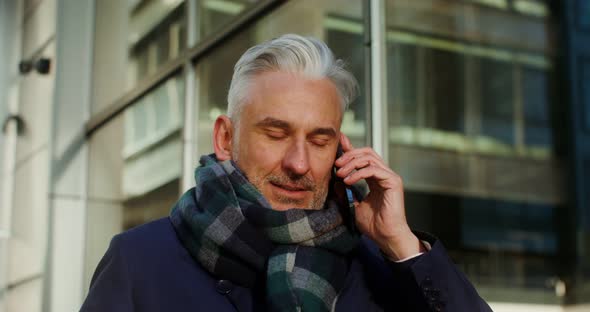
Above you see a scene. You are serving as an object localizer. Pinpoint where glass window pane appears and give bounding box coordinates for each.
[85,75,184,290]
[194,0,366,155]
[386,0,563,304]
[197,0,260,39]
[389,43,418,128]
[523,67,553,148]
[92,0,186,113]
[423,48,465,133]
[480,58,514,145]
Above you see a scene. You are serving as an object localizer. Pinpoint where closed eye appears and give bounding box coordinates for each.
[310,137,331,147]
[307,128,337,147]
[265,130,287,140]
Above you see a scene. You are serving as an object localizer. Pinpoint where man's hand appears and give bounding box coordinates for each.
[334,133,425,261]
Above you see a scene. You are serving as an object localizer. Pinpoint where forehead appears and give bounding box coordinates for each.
[243,71,343,129]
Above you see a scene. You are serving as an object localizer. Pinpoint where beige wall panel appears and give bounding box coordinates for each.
[22,0,55,57]
[8,149,48,284]
[83,200,123,296]
[91,0,128,114]
[87,116,124,202]
[49,197,86,312]
[5,276,42,312]
[15,41,55,163]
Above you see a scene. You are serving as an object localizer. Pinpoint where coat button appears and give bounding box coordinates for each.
[433,302,444,311]
[420,276,432,287]
[216,279,233,295]
[431,299,445,312]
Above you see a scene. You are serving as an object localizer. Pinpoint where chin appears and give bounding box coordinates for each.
[267,199,312,211]
[269,204,293,211]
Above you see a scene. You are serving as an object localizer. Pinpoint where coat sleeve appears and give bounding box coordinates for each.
[79,235,134,312]
[359,233,492,312]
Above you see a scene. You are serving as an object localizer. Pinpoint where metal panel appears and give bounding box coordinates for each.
[577,0,590,31]
[581,56,590,133]
[561,0,590,305]
[369,0,387,157]
[181,0,197,192]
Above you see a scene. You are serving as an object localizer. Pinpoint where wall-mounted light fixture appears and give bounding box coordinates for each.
[18,57,51,75]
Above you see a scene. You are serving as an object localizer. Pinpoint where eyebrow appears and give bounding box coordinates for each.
[255,117,337,138]
[308,127,337,138]
[255,117,291,130]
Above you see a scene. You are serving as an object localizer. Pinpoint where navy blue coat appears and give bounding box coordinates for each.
[80,217,491,311]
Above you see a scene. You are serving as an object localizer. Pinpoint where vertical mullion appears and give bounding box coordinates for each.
[416,47,426,129]
[182,0,198,192]
[513,63,524,153]
[362,0,372,147]
[369,0,387,158]
[0,0,24,240]
[390,43,402,127]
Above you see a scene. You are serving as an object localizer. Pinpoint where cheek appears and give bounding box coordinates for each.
[238,136,285,175]
[311,154,336,182]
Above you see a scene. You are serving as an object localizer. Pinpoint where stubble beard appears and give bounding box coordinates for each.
[248,172,330,210]
[232,132,330,210]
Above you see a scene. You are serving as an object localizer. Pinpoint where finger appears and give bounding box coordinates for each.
[336,157,370,179]
[336,147,387,168]
[343,165,402,190]
[340,133,354,152]
[342,147,382,162]
[336,154,391,178]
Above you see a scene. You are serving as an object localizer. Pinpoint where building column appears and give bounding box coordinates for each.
[42,1,94,311]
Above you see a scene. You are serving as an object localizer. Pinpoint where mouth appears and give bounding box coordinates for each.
[269,182,310,199]
[271,182,307,191]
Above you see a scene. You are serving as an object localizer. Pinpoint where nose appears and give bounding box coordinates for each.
[282,140,311,177]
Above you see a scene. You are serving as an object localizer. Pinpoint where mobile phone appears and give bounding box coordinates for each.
[335,144,357,233]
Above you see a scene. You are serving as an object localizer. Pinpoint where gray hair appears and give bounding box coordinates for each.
[227,34,358,125]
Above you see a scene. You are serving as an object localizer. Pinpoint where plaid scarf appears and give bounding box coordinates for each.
[170,154,359,311]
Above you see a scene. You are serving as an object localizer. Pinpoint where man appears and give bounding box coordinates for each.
[81,34,492,311]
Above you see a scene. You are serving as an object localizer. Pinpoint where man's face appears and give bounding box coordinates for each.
[233,71,342,211]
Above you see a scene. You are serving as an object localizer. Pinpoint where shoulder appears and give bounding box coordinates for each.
[84,220,237,310]
[115,217,178,248]
[110,217,197,274]
[113,218,229,302]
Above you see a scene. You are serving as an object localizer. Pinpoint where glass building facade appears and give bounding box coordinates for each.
[1,0,590,311]
[85,0,588,308]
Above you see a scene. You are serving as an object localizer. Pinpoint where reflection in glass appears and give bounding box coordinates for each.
[480,58,514,146]
[128,0,186,85]
[523,67,553,148]
[94,76,184,228]
[86,76,184,291]
[197,0,260,39]
[389,43,417,127]
[93,0,186,113]
[423,48,465,133]
[123,76,184,203]
[386,0,562,304]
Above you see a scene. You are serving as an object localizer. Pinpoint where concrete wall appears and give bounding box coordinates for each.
[0,0,20,311]
[44,1,94,311]
[0,1,94,311]
[0,0,56,311]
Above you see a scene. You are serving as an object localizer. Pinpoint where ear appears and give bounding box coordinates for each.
[213,115,234,161]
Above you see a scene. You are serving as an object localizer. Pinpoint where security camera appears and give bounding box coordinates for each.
[18,58,51,75]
